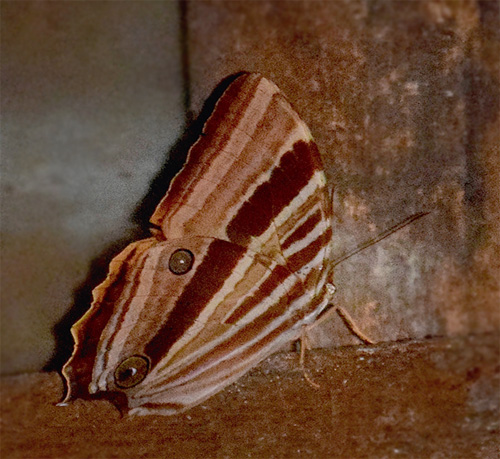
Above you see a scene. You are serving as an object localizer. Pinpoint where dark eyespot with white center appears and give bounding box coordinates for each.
[114,355,149,389]
[169,249,194,275]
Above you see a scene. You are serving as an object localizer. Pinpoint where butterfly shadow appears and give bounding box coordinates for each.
[44,72,248,373]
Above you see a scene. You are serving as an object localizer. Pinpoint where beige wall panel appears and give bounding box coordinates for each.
[185,0,499,346]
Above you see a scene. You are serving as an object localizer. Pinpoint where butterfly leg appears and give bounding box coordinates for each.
[297,301,375,389]
[299,325,320,389]
[333,305,375,345]
[309,304,375,345]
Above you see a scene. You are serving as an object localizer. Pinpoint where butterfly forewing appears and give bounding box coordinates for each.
[62,73,334,415]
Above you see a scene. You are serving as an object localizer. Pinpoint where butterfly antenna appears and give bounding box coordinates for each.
[332,211,430,267]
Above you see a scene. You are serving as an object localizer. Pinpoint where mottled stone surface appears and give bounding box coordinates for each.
[1,333,498,458]
[185,0,500,347]
[0,2,184,373]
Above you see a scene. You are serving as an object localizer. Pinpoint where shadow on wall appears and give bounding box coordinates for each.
[43,72,247,373]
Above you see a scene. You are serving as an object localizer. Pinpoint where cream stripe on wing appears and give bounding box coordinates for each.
[165,78,279,235]
[95,246,165,390]
[147,268,302,385]
[220,260,280,324]
[157,250,257,366]
[246,170,325,255]
[282,215,328,258]
[279,202,324,243]
[141,280,325,395]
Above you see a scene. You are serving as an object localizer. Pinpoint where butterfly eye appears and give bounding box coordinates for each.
[169,249,194,275]
[114,355,149,389]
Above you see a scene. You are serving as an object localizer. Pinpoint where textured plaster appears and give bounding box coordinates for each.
[185,0,500,347]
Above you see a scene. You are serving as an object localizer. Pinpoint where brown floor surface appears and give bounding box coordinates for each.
[1,333,499,458]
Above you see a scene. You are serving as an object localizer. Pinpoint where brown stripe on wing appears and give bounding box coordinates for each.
[287,227,332,272]
[226,140,319,246]
[270,140,321,214]
[274,192,326,245]
[224,263,292,324]
[160,252,278,367]
[62,239,155,399]
[150,266,326,391]
[179,294,327,392]
[150,73,263,230]
[281,209,322,251]
[158,86,300,247]
[144,239,247,367]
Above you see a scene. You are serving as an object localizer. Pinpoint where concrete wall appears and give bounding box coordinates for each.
[1,1,185,374]
[1,0,498,374]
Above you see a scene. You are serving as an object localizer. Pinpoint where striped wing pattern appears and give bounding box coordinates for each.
[62,73,334,415]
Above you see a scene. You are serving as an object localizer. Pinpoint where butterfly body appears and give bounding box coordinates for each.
[62,73,334,415]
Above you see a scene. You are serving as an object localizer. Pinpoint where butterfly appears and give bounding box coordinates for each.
[61,72,372,415]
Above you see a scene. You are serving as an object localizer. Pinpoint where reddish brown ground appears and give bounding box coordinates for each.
[1,333,499,458]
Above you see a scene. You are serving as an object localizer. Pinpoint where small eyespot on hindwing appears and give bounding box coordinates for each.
[168,249,194,275]
[114,355,149,389]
